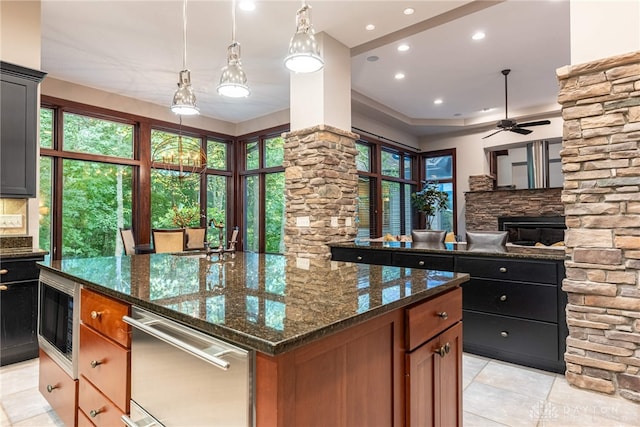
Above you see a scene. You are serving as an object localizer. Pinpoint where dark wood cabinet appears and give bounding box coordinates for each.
[329,244,567,373]
[0,255,45,366]
[0,61,46,198]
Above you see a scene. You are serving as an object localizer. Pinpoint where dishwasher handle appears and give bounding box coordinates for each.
[122,315,231,371]
[120,415,138,427]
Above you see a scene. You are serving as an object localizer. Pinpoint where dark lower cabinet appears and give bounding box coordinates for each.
[0,255,45,366]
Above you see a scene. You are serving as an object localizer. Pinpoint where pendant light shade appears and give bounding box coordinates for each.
[171,0,199,115]
[284,3,324,73]
[218,0,250,98]
[217,42,250,98]
[171,69,199,115]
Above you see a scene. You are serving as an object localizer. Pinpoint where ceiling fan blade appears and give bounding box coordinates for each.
[510,127,533,135]
[482,129,504,139]
[517,120,551,128]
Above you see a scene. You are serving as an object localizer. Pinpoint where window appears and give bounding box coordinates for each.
[420,149,456,233]
[240,133,286,254]
[63,112,133,158]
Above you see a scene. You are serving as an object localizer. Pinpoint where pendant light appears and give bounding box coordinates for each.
[171,0,199,115]
[217,0,250,98]
[284,1,324,73]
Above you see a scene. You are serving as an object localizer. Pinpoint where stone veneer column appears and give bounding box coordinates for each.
[283,124,359,259]
[557,51,640,402]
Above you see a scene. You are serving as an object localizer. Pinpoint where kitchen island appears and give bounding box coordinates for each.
[330,240,568,373]
[37,252,468,427]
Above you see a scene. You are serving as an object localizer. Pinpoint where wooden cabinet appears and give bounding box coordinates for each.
[78,288,130,426]
[456,255,566,373]
[255,286,463,427]
[39,349,78,427]
[0,255,44,366]
[0,61,46,198]
[405,288,462,427]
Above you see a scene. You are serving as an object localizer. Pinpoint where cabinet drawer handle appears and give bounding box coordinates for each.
[0,285,7,291]
[418,260,425,266]
[435,342,451,357]
[499,295,507,302]
[0,269,7,275]
[89,409,102,418]
[46,384,58,393]
[500,331,509,338]
[90,310,102,319]
[90,359,102,368]
[437,311,448,320]
[499,267,507,273]
[356,256,363,261]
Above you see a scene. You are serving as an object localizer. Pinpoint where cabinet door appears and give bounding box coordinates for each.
[0,280,38,365]
[39,349,78,427]
[406,322,462,427]
[0,67,43,197]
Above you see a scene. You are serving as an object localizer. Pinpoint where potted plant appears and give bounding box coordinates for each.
[411,181,449,229]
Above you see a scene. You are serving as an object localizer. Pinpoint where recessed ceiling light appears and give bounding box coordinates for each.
[238,1,255,11]
[365,24,376,31]
[403,8,415,15]
[397,44,410,52]
[482,107,493,112]
[472,31,485,40]
[366,55,379,62]
[454,113,462,117]
[395,72,405,80]
[434,99,443,105]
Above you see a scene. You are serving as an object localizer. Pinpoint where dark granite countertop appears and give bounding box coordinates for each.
[330,239,566,261]
[0,248,49,259]
[38,252,468,356]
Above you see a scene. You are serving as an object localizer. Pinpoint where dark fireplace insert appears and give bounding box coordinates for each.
[498,216,565,246]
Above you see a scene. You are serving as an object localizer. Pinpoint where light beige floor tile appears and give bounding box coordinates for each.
[0,358,39,397]
[2,387,51,425]
[547,376,640,425]
[463,410,510,426]
[463,353,490,389]
[13,410,63,427]
[464,381,540,427]
[474,359,556,401]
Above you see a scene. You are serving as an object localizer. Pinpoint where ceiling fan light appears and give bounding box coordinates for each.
[171,69,200,115]
[217,42,250,98]
[284,4,324,73]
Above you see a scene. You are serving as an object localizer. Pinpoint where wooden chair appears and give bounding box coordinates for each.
[120,228,136,255]
[152,229,186,253]
[226,227,239,251]
[184,227,207,251]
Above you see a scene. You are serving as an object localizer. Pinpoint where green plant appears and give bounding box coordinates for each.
[411,181,449,229]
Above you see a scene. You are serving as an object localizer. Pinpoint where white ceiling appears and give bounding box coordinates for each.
[40,0,571,137]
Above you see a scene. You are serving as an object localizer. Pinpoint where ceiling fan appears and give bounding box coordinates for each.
[483,69,551,139]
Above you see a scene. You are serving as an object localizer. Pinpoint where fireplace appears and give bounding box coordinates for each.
[498,216,565,246]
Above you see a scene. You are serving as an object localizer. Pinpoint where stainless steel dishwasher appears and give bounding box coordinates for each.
[121,306,253,427]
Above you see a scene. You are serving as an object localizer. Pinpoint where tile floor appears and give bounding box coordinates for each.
[1,354,638,426]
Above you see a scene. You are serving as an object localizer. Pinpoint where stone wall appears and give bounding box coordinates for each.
[557,51,640,402]
[283,125,359,259]
[465,176,563,231]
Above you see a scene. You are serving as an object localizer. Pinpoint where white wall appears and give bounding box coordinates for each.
[419,115,563,236]
[570,0,640,65]
[1,0,42,246]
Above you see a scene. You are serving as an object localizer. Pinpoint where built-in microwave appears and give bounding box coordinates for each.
[38,270,79,379]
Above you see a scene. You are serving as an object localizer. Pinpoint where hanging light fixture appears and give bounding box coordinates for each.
[284,1,324,73]
[171,0,199,115]
[217,0,250,98]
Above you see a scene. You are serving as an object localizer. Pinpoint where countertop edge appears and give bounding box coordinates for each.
[37,263,468,356]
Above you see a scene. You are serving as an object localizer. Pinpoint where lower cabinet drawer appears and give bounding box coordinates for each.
[38,349,78,427]
[406,287,462,351]
[462,278,557,322]
[330,248,392,265]
[463,310,558,361]
[79,377,125,427]
[79,323,130,411]
[392,252,454,271]
[456,256,558,284]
